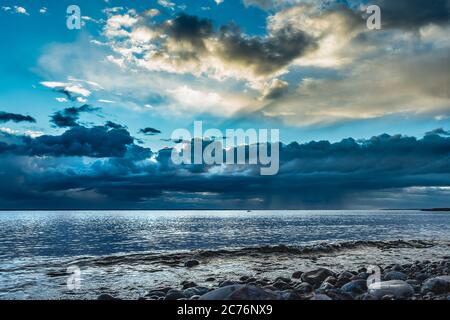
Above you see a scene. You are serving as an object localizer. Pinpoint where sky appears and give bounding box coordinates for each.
[0,0,449,209]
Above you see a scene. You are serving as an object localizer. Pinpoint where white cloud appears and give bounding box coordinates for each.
[14,6,29,16]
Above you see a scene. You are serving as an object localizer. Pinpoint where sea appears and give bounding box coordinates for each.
[0,210,449,299]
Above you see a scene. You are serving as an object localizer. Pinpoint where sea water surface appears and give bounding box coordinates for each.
[0,210,449,299]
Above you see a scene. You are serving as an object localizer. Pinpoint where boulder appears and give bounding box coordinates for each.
[368,280,414,299]
[421,276,450,294]
[301,268,335,287]
[165,289,186,300]
[199,285,244,300]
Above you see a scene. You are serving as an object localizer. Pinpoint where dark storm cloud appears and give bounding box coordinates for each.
[50,105,99,128]
[372,0,450,29]
[139,127,162,135]
[164,14,213,48]
[0,125,149,159]
[0,125,449,209]
[0,111,36,123]
[217,23,316,76]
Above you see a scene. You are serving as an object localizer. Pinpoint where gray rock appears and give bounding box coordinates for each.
[199,285,244,300]
[165,289,185,300]
[301,268,335,287]
[319,282,335,291]
[184,260,200,268]
[97,294,117,300]
[358,293,378,300]
[205,277,216,282]
[292,271,303,279]
[272,280,291,290]
[368,280,414,299]
[226,285,278,300]
[383,271,407,281]
[293,282,314,294]
[183,286,210,298]
[421,276,450,294]
[182,281,198,289]
[341,280,367,295]
[219,280,238,287]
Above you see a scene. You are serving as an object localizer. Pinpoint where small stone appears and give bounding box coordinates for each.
[301,268,335,288]
[292,271,303,279]
[182,281,198,289]
[205,277,216,282]
[324,276,337,285]
[184,260,200,268]
[381,294,396,300]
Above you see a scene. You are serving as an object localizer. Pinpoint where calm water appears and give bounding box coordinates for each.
[1,210,449,299]
[1,210,449,259]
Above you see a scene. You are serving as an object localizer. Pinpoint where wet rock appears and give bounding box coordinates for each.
[184,286,209,298]
[273,281,292,290]
[325,289,353,300]
[292,271,303,279]
[319,282,335,291]
[145,290,166,298]
[381,294,396,300]
[421,276,450,294]
[415,272,431,281]
[368,280,414,299]
[219,280,238,287]
[205,277,216,282]
[383,271,407,281]
[97,294,117,300]
[184,260,200,268]
[182,281,198,290]
[275,276,291,283]
[293,282,314,294]
[301,268,335,288]
[165,289,185,300]
[200,285,244,300]
[324,276,337,285]
[227,285,278,300]
[341,280,367,295]
[406,280,421,293]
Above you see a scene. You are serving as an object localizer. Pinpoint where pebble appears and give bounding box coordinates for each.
[184,260,200,268]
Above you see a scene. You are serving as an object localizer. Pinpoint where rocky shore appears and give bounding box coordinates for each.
[98,257,450,301]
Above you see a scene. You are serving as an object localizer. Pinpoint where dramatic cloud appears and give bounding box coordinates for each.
[0,119,449,209]
[0,112,36,124]
[50,105,99,128]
